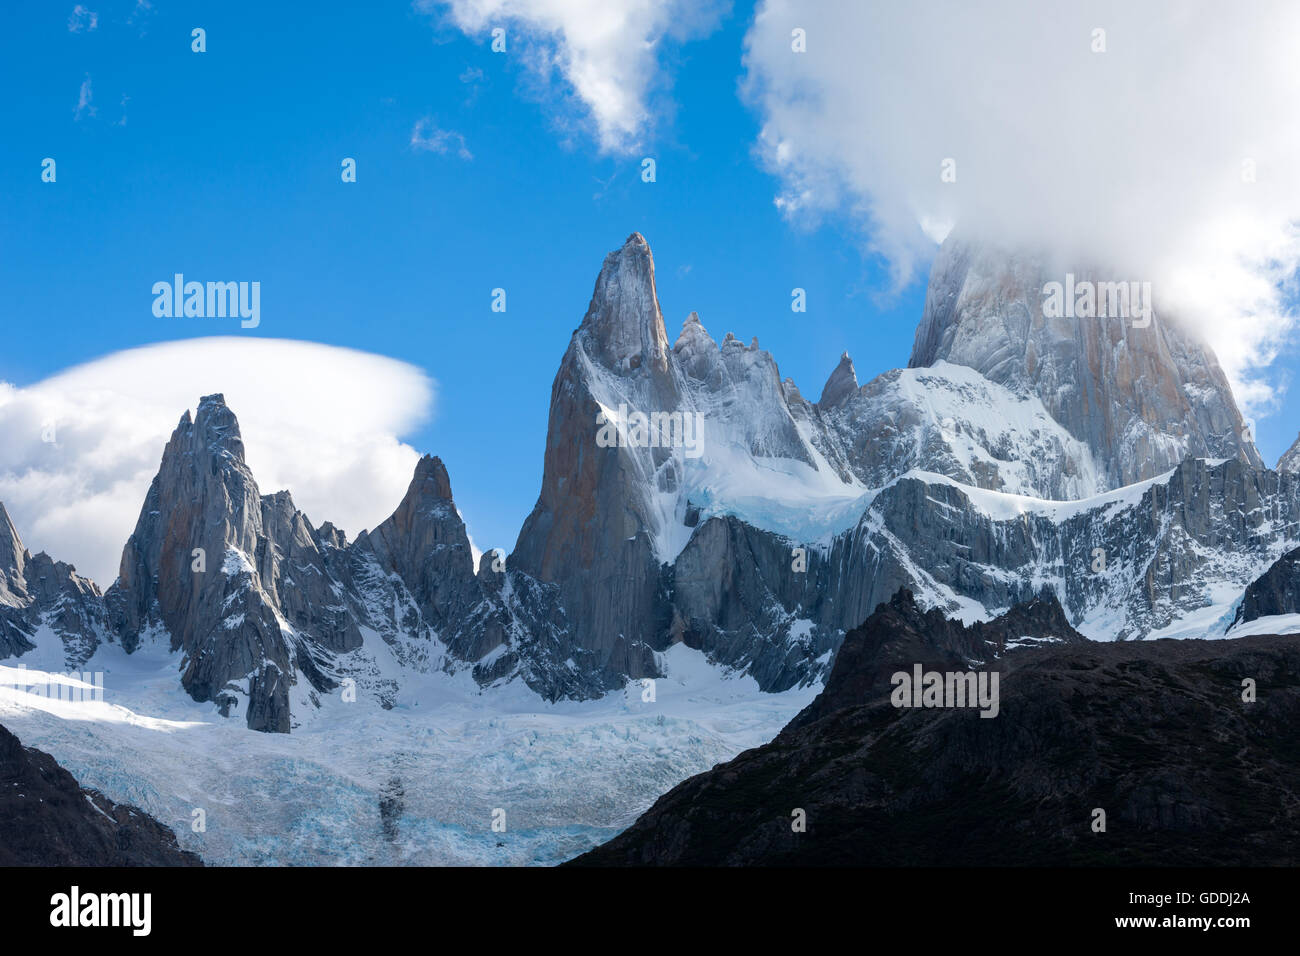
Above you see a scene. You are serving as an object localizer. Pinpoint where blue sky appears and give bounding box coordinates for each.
[0,0,924,555]
[2,0,1298,561]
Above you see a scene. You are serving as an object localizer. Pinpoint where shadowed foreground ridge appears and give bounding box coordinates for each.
[570,592,1300,866]
[0,723,202,866]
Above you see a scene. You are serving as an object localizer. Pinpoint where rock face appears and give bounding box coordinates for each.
[353,455,484,656]
[1277,433,1300,473]
[0,502,106,666]
[810,360,1103,499]
[105,395,364,732]
[570,603,1300,866]
[0,722,201,866]
[786,588,1084,733]
[510,235,677,693]
[1233,547,1300,625]
[909,235,1261,488]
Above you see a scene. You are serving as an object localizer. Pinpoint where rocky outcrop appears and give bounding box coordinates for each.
[816,352,859,410]
[1233,547,1300,625]
[909,235,1261,488]
[665,453,1300,690]
[0,722,202,866]
[511,234,687,695]
[570,613,1300,866]
[786,588,1083,732]
[105,395,364,732]
[0,502,105,666]
[353,456,485,656]
[92,396,584,727]
[832,456,1300,642]
[810,361,1103,499]
[1277,432,1300,473]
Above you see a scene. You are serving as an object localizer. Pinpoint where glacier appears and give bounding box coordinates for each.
[0,623,815,866]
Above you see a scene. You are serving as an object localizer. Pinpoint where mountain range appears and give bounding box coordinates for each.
[2,232,1298,735]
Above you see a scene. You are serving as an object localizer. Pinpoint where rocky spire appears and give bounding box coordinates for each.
[673,312,726,386]
[511,235,680,693]
[110,394,262,640]
[0,502,27,597]
[578,232,671,375]
[357,455,479,637]
[0,502,34,657]
[817,352,859,410]
[0,503,105,664]
[106,394,361,732]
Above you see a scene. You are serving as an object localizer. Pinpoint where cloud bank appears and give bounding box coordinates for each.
[742,0,1300,412]
[0,338,435,587]
[428,0,727,152]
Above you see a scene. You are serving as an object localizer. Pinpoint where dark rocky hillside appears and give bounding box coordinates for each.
[0,723,202,866]
[571,593,1300,866]
[1234,546,1300,626]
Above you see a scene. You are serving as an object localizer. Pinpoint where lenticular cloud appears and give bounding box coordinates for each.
[0,338,435,586]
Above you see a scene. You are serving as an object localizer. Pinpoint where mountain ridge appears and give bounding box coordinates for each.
[1,232,1293,733]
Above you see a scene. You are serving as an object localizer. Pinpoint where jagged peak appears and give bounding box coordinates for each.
[885,586,921,613]
[782,376,806,405]
[166,393,246,465]
[578,233,669,374]
[477,548,503,576]
[0,501,26,579]
[1277,431,1300,473]
[817,352,859,409]
[194,393,240,432]
[673,311,716,351]
[316,520,348,549]
[262,488,299,515]
[408,454,454,503]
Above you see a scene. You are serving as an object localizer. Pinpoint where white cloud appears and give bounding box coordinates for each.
[426,0,727,153]
[127,0,153,32]
[410,117,473,159]
[0,338,435,587]
[68,5,98,32]
[742,0,1300,413]
[74,75,94,120]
